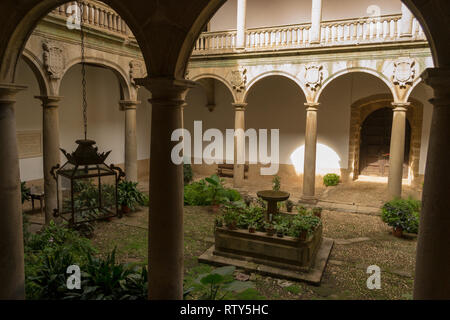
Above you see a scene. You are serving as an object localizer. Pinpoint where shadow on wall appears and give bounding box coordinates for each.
[290,144,342,175]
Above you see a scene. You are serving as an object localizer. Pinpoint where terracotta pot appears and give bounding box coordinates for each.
[121,205,131,214]
[248,227,256,234]
[276,232,284,238]
[266,228,275,237]
[393,227,403,238]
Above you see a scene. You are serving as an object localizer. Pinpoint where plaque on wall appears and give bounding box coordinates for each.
[17,131,42,159]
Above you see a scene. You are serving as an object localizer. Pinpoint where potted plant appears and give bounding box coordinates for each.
[265,222,275,237]
[312,207,323,218]
[272,175,281,191]
[274,222,286,238]
[215,216,224,228]
[381,198,421,238]
[248,221,257,234]
[118,181,148,214]
[223,209,239,230]
[285,200,294,213]
[205,175,228,213]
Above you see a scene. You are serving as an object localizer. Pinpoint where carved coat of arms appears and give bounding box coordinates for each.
[392,58,416,88]
[43,41,65,80]
[231,67,247,93]
[304,64,323,91]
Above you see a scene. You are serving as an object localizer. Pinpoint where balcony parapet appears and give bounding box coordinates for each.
[193,14,427,56]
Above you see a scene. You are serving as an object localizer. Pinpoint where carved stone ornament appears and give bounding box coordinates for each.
[304,64,323,91]
[392,58,416,88]
[42,41,65,80]
[129,60,144,86]
[231,67,247,93]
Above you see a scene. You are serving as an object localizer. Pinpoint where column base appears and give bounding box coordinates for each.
[299,196,319,205]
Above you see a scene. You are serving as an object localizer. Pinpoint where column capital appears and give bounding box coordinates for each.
[35,95,62,108]
[304,102,320,111]
[421,68,450,106]
[391,102,410,112]
[232,102,247,111]
[136,77,195,107]
[0,83,27,104]
[119,100,141,111]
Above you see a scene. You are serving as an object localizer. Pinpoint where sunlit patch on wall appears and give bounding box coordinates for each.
[290,143,341,175]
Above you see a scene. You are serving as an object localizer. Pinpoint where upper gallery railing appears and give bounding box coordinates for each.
[193,14,427,55]
[49,1,131,37]
[48,3,427,55]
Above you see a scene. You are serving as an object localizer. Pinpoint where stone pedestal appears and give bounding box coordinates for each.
[120,100,140,182]
[414,68,450,299]
[35,95,62,224]
[0,83,27,300]
[138,78,194,300]
[388,103,409,199]
[303,103,319,200]
[233,103,247,187]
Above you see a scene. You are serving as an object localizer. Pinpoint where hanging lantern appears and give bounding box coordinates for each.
[51,140,125,226]
[50,2,125,227]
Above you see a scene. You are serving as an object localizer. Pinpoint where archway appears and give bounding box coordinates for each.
[349,94,423,183]
[359,107,411,178]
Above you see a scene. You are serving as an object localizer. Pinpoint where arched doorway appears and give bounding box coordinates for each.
[359,107,411,178]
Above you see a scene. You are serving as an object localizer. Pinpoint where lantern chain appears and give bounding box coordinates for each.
[77,1,88,140]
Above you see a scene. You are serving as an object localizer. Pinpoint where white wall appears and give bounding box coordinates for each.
[15,59,151,182]
[210,0,402,31]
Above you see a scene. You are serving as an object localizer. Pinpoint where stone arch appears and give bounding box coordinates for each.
[21,49,50,96]
[348,94,423,184]
[317,68,396,103]
[61,56,133,100]
[191,73,237,103]
[244,70,307,102]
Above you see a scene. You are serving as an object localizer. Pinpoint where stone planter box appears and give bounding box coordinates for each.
[214,225,323,272]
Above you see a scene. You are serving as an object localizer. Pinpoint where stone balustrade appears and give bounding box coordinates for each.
[193,14,427,55]
[50,1,130,37]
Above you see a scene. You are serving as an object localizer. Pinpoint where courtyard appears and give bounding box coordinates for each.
[23,176,419,300]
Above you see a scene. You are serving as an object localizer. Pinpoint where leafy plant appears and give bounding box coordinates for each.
[184,164,193,185]
[21,181,31,204]
[118,181,148,211]
[323,173,340,187]
[184,175,241,206]
[285,200,294,212]
[192,266,254,300]
[381,198,420,234]
[272,175,281,191]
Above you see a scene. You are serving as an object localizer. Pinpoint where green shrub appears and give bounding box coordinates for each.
[184,164,193,185]
[272,175,281,191]
[381,198,420,234]
[184,175,241,206]
[323,173,340,187]
[118,181,148,211]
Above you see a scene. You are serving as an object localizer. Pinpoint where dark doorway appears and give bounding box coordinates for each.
[359,108,411,178]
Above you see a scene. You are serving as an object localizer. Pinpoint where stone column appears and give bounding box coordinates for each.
[35,96,62,224]
[303,103,319,201]
[310,0,323,43]
[414,68,450,299]
[0,83,27,299]
[236,0,247,49]
[120,100,140,182]
[400,3,414,38]
[388,103,409,199]
[138,78,194,300]
[233,103,247,187]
